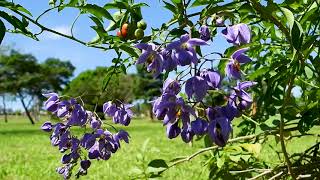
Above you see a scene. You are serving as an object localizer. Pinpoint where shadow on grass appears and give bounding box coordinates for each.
[0,129,44,136]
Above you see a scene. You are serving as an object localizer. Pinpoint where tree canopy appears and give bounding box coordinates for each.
[0,50,75,124]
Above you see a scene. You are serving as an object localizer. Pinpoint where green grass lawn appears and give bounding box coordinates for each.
[0,116,319,179]
[0,116,208,180]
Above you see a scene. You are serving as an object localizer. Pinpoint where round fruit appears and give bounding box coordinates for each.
[137,20,147,30]
[121,23,129,32]
[121,23,129,38]
[134,28,144,39]
[127,22,137,40]
[116,31,122,38]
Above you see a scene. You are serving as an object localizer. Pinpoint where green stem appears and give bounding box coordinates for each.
[280,76,296,179]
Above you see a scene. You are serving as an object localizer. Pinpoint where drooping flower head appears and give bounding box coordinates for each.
[208,116,232,147]
[166,34,208,66]
[199,25,211,41]
[191,118,208,136]
[161,49,177,72]
[229,81,257,111]
[222,23,251,45]
[226,48,252,79]
[200,69,221,89]
[43,92,59,112]
[162,78,181,95]
[103,101,133,126]
[135,43,163,77]
[185,76,208,102]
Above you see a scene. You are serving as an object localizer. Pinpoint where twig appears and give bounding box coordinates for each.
[248,170,272,180]
[230,168,271,174]
[279,76,296,179]
[35,6,58,22]
[12,10,110,51]
[71,12,81,38]
[268,171,283,180]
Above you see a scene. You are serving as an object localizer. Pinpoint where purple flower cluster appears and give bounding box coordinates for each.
[135,33,208,77]
[135,23,256,147]
[41,93,132,179]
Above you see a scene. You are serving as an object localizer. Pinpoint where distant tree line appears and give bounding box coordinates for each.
[0,49,163,123]
[64,65,163,119]
[0,49,75,124]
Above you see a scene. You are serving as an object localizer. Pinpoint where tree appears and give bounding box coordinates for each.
[133,65,162,119]
[64,66,135,115]
[0,50,75,124]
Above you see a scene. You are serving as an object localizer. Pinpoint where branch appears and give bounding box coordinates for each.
[167,133,263,170]
[12,10,110,51]
[247,0,291,43]
[164,126,300,173]
[280,76,296,178]
[248,169,272,180]
[268,171,284,180]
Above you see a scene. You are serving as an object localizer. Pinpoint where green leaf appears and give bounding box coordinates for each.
[280,7,294,28]
[163,1,176,14]
[216,156,225,168]
[240,143,262,157]
[192,0,223,7]
[229,155,241,163]
[171,0,182,4]
[147,159,168,174]
[79,4,114,22]
[0,11,28,34]
[291,20,304,51]
[129,167,144,175]
[119,44,139,58]
[104,1,128,9]
[0,19,5,44]
[241,154,251,161]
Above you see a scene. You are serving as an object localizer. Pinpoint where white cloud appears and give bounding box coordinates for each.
[41,25,72,40]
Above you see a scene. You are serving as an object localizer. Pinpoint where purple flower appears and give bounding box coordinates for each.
[216,17,224,26]
[113,104,133,126]
[162,78,181,95]
[135,43,163,77]
[166,34,208,66]
[152,93,177,121]
[90,118,101,129]
[80,160,91,171]
[41,121,53,132]
[67,104,87,126]
[181,122,194,143]
[103,101,118,116]
[162,49,177,72]
[229,81,257,111]
[166,121,181,139]
[61,154,72,164]
[222,23,251,45]
[191,118,208,135]
[185,76,208,101]
[226,48,252,79]
[200,69,221,89]
[113,130,130,149]
[199,25,210,41]
[208,116,232,147]
[43,93,59,112]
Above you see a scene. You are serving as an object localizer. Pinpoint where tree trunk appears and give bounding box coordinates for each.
[18,92,35,125]
[149,103,154,121]
[1,94,7,123]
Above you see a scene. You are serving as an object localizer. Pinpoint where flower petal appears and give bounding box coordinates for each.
[188,38,209,46]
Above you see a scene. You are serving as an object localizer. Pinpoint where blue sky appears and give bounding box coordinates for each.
[2,0,229,110]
